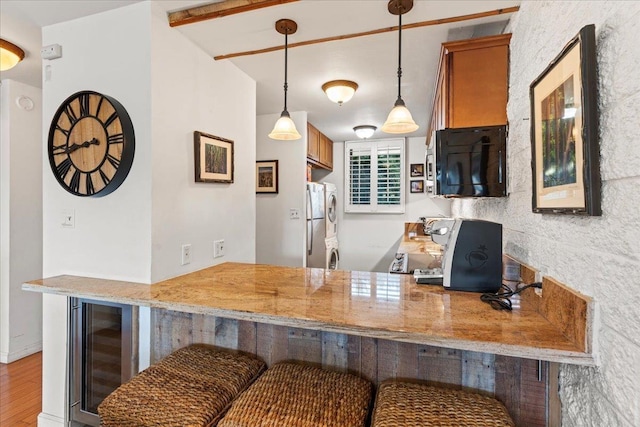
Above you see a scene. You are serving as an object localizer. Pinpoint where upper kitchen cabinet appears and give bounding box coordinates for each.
[319,132,333,169]
[428,34,511,140]
[307,122,333,171]
[307,123,320,162]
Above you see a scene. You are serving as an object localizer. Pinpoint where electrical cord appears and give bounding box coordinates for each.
[480,282,543,311]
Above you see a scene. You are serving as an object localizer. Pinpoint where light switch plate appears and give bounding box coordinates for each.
[214,240,225,258]
[61,209,75,228]
[181,244,191,265]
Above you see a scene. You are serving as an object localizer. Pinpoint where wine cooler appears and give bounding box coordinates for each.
[69,298,136,426]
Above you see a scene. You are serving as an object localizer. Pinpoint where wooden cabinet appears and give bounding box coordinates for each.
[307,123,320,162]
[428,34,511,142]
[319,133,333,169]
[307,122,333,171]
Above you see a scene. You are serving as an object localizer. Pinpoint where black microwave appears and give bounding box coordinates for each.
[426,125,507,197]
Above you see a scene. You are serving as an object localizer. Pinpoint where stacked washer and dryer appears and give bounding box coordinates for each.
[305,182,340,270]
[324,183,340,270]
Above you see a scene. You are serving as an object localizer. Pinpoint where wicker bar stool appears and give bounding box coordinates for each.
[371,380,515,427]
[98,344,266,427]
[218,362,373,427]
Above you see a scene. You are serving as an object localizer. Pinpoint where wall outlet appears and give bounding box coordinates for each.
[181,244,192,265]
[289,208,300,219]
[534,271,543,296]
[214,240,225,258]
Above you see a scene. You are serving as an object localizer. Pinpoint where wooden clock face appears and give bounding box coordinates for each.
[48,91,135,197]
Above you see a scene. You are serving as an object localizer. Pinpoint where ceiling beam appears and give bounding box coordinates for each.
[214,6,519,61]
[169,0,299,27]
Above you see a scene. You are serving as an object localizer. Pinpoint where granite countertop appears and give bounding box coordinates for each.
[23,261,595,365]
[396,222,444,255]
[392,222,445,271]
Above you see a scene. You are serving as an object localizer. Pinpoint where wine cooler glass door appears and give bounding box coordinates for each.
[70,298,134,426]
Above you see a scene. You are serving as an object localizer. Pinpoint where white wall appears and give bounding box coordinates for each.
[40,2,258,425]
[256,112,308,267]
[42,5,153,284]
[149,2,256,281]
[453,2,640,426]
[325,136,451,272]
[0,80,43,363]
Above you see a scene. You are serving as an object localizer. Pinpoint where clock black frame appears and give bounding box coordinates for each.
[47,90,135,197]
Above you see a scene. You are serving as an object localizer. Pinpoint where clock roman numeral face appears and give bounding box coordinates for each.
[47,91,135,197]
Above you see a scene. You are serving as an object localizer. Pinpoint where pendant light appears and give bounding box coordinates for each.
[269,19,301,140]
[381,0,419,134]
[0,38,25,71]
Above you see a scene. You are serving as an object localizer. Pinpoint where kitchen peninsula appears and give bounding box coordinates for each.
[24,262,594,426]
[24,262,593,364]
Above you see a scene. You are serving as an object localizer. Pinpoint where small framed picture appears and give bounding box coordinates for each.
[410,163,425,177]
[194,131,234,183]
[410,180,424,193]
[256,160,278,194]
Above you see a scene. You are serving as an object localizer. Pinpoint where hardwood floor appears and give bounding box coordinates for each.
[0,352,42,427]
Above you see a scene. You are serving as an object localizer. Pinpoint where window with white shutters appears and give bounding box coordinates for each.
[344,138,405,213]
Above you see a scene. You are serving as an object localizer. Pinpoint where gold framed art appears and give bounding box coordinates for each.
[530,24,601,215]
[256,160,278,194]
[194,131,234,183]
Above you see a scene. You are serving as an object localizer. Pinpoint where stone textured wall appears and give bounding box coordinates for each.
[452,1,640,425]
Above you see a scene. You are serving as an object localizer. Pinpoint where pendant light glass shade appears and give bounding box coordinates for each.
[270,19,301,141]
[382,99,419,134]
[0,39,25,71]
[269,112,301,140]
[382,0,419,135]
[322,80,358,105]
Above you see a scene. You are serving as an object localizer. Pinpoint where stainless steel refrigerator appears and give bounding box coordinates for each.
[306,182,325,268]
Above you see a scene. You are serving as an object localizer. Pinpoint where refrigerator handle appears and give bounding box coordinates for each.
[307,186,313,256]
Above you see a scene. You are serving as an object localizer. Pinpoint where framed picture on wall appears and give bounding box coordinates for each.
[194,131,234,183]
[410,180,424,193]
[256,160,278,194]
[410,163,424,177]
[530,24,601,215]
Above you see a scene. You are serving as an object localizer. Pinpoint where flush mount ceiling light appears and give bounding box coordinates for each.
[353,125,377,139]
[381,0,419,135]
[322,80,359,106]
[0,38,25,71]
[269,18,301,141]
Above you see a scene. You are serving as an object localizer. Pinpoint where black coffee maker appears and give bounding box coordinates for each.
[430,219,502,293]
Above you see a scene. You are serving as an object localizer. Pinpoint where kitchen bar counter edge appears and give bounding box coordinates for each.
[23,262,596,366]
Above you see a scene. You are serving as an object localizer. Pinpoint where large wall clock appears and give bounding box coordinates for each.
[47,90,135,197]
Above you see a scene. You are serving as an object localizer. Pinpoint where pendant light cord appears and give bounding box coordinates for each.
[269,19,300,140]
[382,2,418,134]
[396,10,403,103]
[283,29,289,113]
